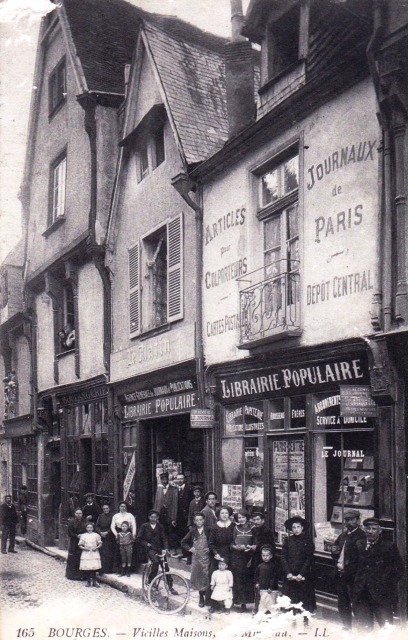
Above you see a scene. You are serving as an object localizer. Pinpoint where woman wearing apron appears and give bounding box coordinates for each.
[181,512,211,607]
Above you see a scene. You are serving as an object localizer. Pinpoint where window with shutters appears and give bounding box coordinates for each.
[128,213,183,337]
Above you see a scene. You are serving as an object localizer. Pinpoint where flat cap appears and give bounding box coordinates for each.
[363,516,380,526]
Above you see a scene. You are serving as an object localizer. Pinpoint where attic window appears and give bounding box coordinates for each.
[136,124,165,183]
[49,57,66,116]
[267,6,300,79]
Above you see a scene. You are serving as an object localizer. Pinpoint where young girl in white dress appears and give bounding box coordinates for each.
[78,522,103,587]
[210,559,233,614]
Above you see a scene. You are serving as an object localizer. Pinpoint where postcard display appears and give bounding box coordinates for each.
[272,439,305,545]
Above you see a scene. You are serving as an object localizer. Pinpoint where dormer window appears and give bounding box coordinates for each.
[136,123,165,183]
[267,5,300,79]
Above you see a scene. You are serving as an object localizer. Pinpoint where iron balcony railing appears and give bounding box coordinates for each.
[238,260,301,346]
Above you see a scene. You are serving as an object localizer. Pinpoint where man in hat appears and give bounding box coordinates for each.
[188,486,205,528]
[251,512,276,568]
[153,472,179,554]
[82,493,101,524]
[200,492,218,529]
[173,473,193,558]
[353,517,404,629]
[1,495,19,554]
[331,509,366,629]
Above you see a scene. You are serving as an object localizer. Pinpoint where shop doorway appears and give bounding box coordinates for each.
[80,438,93,496]
[144,414,205,510]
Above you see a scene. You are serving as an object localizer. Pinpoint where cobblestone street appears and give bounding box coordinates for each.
[1,542,406,640]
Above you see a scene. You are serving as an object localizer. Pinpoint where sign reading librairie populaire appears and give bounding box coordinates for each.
[122,391,198,420]
[340,385,377,417]
[216,355,370,403]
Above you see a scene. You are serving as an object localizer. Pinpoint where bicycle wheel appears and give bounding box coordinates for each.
[148,572,190,614]
[141,564,151,602]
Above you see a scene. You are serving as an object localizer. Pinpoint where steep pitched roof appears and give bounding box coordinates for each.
[63,0,227,96]
[143,20,229,164]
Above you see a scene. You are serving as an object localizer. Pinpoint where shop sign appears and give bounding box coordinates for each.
[224,402,264,436]
[339,385,377,417]
[190,409,215,429]
[122,378,197,403]
[58,385,107,406]
[217,356,370,402]
[122,391,198,420]
[123,451,136,501]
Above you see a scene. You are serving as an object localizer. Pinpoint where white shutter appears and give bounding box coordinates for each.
[128,243,141,336]
[53,156,66,221]
[167,212,183,322]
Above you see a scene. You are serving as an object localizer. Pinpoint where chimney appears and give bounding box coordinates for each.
[225,0,255,138]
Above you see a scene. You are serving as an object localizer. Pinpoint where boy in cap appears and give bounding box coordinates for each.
[353,517,404,629]
[331,509,366,629]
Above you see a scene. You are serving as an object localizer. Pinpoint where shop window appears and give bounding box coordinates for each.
[267,396,306,430]
[312,391,375,553]
[128,213,183,337]
[49,57,66,116]
[269,436,305,544]
[136,124,165,183]
[12,437,38,513]
[223,402,265,514]
[94,435,109,499]
[49,151,67,226]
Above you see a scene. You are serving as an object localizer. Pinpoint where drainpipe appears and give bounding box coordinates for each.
[170,173,205,405]
[366,0,387,330]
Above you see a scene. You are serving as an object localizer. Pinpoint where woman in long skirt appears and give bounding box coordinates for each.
[95,503,115,574]
[65,508,87,580]
[181,513,211,607]
[230,510,254,610]
[281,516,316,619]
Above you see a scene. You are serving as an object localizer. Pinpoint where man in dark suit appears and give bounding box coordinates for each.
[251,511,276,568]
[353,517,404,629]
[82,492,101,523]
[200,492,218,529]
[173,473,192,558]
[153,472,178,554]
[331,509,366,629]
[1,495,19,554]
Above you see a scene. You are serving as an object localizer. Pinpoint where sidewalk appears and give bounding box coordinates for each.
[20,536,342,627]
[21,536,205,616]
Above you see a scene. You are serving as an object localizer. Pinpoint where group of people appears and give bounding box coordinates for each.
[331,509,404,630]
[0,488,28,554]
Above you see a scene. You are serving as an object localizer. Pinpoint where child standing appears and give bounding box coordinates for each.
[254,544,279,615]
[78,522,102,587]
[210,559,233,614]
[117,520,134,576]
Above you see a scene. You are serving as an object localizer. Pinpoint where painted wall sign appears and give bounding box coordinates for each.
[122,391,198,420]
[190,408,215,429]
[217,356,369,403]
[110,324,195,381]
[340,385,377,417]
[123,450,136,500]
[58,385,107,406]
[121,378,197,403]
[303,81,379,342]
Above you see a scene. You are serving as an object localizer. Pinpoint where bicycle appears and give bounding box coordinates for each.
[141,551,190,614]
